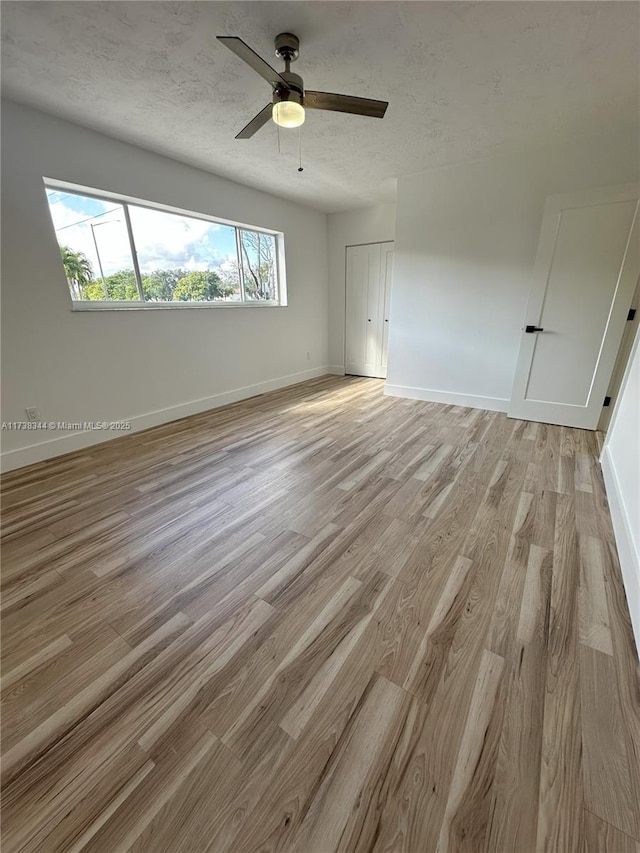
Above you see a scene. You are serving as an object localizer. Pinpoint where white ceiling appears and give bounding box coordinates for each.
[2,1,638,212]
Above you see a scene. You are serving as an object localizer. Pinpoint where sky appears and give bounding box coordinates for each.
[45,188,239,278]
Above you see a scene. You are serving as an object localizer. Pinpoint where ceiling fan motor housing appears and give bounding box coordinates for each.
[273,86,303,109]
[274,68,304,107]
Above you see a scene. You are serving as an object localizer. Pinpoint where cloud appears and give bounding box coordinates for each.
[47,194,237,278]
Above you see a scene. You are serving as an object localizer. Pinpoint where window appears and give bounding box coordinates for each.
[44,183,284,308]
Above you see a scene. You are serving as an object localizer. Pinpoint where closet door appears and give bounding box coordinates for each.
[345,243,384,377]
[379,242,394,377]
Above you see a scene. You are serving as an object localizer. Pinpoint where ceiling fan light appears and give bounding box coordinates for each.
[272,100,305,128]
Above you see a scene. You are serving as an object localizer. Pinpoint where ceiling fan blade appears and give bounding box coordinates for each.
[304,91,388,118]
[217,36,288,89]
[235,104,273,139]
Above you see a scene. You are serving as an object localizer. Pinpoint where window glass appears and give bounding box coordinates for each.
[45,185,281,307]
[240,229,278,301]
[45,189,139,301]
[128,205,241,302]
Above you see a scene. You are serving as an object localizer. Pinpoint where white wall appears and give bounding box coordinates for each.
[1,101,329,470]
[386,130,640,410]
[327,203,396,372]
[601,330,640,655]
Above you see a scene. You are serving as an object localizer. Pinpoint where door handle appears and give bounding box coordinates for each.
[368,318,372,322]
[525,325,544,333]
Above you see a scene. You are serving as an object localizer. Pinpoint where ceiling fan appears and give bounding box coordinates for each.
[217,32,389,138]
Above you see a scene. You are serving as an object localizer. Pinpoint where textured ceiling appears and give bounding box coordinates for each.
[2,1,639,212]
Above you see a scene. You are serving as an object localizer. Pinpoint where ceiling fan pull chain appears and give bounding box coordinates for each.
[298,126,304,172]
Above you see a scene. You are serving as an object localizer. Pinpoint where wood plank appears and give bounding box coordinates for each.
[580,644,640,838]
[536,492,585,852]
[436,647,507,853]
[486,545,552,853]
[583,810,640,853]
[288,673,410,852]
[579,536,614,656]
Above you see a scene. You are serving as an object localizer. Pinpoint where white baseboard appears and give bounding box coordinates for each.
[327,365,346,376]
[600,446,640,657]
[1,366,331,473]
[383,383,509,413]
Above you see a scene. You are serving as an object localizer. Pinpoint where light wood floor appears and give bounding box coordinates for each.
[1,376,639,853]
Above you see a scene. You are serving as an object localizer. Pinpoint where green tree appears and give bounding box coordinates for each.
[102,270,139,300]
[142,268,185,302]
[60,246,93,299]
[81,281,108,301]
[66,262,236,303]
[173,270,233,302]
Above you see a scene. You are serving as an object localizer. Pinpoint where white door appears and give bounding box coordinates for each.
[346,242,394,378]
[508,183,640,429]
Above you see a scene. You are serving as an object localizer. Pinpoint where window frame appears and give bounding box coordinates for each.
[44,178,287,310]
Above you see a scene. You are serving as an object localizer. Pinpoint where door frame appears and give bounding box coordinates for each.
[508,182,640,428]
[599,275,640,432]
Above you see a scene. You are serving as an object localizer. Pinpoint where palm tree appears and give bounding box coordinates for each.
[60,246,93,299]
